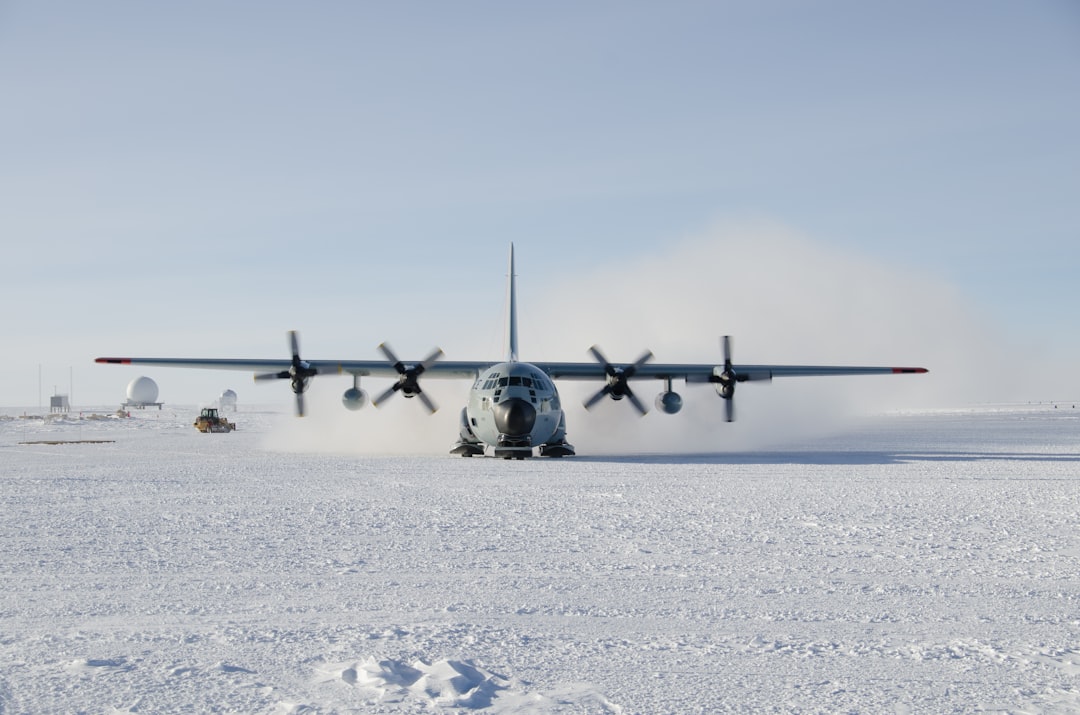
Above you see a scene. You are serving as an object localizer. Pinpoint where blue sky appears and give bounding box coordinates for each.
[2,1,1078,409]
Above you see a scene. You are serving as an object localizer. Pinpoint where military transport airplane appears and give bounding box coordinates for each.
[96,245,927,459]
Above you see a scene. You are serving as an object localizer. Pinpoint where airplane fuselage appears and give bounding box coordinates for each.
[453,361,573,458]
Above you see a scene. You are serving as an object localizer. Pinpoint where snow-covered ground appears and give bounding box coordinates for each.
[2,403,1079,713]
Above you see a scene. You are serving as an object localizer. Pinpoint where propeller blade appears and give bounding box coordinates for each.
[295,390,305,417]
[417,390,438,414]
[719,335,736,422]
[626,389,649,416]
[290,330,301,362]
[626,388,648,416]
[373,383,399,407]
[588,346,611,371]
[254,370,290,381]
[630,350,654,372]
[583,385,612,410]
[378,342,401,367]
[419,347,445,371]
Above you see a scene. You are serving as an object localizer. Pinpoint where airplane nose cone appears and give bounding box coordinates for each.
[492,398,536,436]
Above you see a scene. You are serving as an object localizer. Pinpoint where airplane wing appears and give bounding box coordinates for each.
[539,362,928,382]
[94,357,486,380]
[532,337,926,420]
[96,332,490,417]
[96,333,926,421]
[94,356,926,382]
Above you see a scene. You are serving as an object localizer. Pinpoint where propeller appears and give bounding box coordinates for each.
[583,346,654,415]
[253,330,318,416]
[714,335,737,422]
[372,342,444,413]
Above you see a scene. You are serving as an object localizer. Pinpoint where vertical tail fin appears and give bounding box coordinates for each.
[506,243,519,362]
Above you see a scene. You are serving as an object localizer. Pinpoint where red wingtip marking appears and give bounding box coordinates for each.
[892,367,928,374]
[95,358,132,365]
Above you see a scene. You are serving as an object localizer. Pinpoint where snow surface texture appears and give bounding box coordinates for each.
[2,404,1079,713]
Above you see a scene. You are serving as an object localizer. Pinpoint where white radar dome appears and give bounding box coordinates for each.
[126,376,159,403]
[220,389,238,406]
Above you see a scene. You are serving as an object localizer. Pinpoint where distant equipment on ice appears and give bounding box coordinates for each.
[123,376,163,410]
[219,389,237,411]
[50,392,70,414]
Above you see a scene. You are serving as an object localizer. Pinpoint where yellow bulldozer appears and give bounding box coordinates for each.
[194,407,235,433]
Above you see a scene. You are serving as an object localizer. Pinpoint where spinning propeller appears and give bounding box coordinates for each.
[372,343,444,414]
[253,330,318,416]
[713,335,738,422]
[583,346,654,415]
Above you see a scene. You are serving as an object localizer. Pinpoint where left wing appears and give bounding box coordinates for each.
[93,357,486,379]
[96,331,490,416]
[95,355,490,417]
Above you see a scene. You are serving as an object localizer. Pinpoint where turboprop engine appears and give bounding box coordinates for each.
[253,330,319,416]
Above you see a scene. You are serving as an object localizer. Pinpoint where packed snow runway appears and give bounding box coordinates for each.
[2,404,1079,713]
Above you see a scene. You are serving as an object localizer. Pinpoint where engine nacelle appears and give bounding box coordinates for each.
[342,386,369,411]
[655,390,683,414]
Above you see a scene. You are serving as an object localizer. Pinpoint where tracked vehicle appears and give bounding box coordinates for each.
[194,407,235,433]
